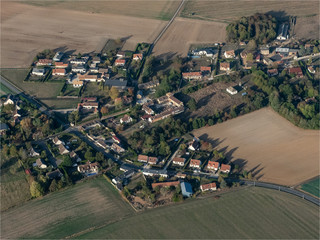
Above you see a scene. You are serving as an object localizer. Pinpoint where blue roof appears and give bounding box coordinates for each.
[180,182,193,197]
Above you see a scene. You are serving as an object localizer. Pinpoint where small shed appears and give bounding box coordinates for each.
[180,182,193,198]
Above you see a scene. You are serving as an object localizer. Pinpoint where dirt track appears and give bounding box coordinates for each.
[1,2,166,68]
[193,108,320,186]
[153,17,227,57]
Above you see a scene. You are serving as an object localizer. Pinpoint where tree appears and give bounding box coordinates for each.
[68,111,80,125]
[62,155,73,167]
[187,98,197,111]
[110,86,120,100]
[247,39,257,51]
[247,172,253,180]
[96,152,105,162]
[220,179,227,188]
[84,149,93,160]
[246,53,254,62]
[49,179,58,192]
[9,145,18,158]
[30,181,44,198]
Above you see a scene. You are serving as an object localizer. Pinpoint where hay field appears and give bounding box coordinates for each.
[1,2,166,68]
[153,17,227,57]
[0,176,134,239]
[193,108,320,186]
[77,187,319,239]
[23,0,181,21]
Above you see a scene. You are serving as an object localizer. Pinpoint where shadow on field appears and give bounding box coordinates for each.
[197,92,216,109]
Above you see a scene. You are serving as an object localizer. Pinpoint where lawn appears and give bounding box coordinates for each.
[82,82,108,98]
[301,177,320,198]
[77,187,319,239]
[0,157,31,211]
[1,176,134,239]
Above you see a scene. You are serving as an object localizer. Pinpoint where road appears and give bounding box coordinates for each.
[163,144,181,170]
[290,53,320,62]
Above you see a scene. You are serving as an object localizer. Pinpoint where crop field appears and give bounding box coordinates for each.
[1,1,166,68]
[77,187,319,239]
[22,0,181,21]
[153,17,227,57]
[300,176,320,198]
[193,108,320,186]
[0,176,134,239]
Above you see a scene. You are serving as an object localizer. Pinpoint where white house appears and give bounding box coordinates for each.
[32,68,46,76]
[36,158,47,169]
[226,86,237,95]
[120,114,133,124]
[53,52,64,62]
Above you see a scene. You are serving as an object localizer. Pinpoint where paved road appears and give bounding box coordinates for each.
[164,144,181,170]
[290,53,320,62]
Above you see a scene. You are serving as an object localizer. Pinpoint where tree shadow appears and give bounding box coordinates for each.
[197,92,216,109]
[198,134,225,149]
[265,10,290,22]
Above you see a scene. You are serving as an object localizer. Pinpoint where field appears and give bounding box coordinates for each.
[77,187,319,239]
[82,82,108,98]
[0,176,134,239]
[153,17,227,57]
[1,1,166,68]
[22,0,181,21]
[300,176,320,198]
[193,108,320,186]
[180,0,319,39]
[0,157,31,211]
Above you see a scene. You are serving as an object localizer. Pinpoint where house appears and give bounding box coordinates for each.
[142,104,154,115]
[192,49,214,58]
[55,62,69,68]
[116,51,126,58]
[148,157,158,165]
[151,181,180,189]
[59,144,69,155]
[32,68,46,76]
[53,52,64,61]
[172,157,186,166]
[200,66,211,73]
[180,182,193,197]
[224,50,235,58]
[200,182,217,191]
[78,74,98,82]
[175,172,187,179]
[104,79,127,90]
[70,58,87,65]
[122,95,133,105]
[52,136,63,145]
[120,114,133,124]
[133,53,143,61]
[220,62,230,71]
[36,158,47,169]
[255,53,261,62]
[0,123,9,135]
[79,102,99,110]
[3,95,15,106]
[112,135,121,144]
[277,23,289,40]
[275,47,289,55]
[289,49,299,57]
[52,68,66,76]
[207,161,219,171]
[226,86,237,95]
[72,80,84,88]
[46,169,63,179]
[288,67,303,77]
[260,47,270,55]
[308,66,315,74]
[96,139,108,149]
[220,164,231,173]
[182,72,202,80]
[138,154,149,163]
[243,62,257,70]
[189,159,201,169]
[37,59,52,66]
[70,151,81,162]
[29,147,40,157]
[115,59,126,66]
[167,93,184,107]
[112,169,136,187]
[267,69,278,77]
[111,143,125,153]
[141,114,151,121]
[239,41,247,46]
[77,161,99,176]
[72,65,86,74]
[138,80,159,89]
[142,168,168,178]
[92,56,101,64]
[188,138,200,151]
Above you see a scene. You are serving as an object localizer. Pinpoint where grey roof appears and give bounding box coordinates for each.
[0,123,9,131]
[105,79,127,87]
[180,182,193,197]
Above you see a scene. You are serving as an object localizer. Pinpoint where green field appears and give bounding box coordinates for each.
[1,176,134,239]
[301,177,320,198]
[82,82,108,98]
[0,68,78,109]
[77,187,319,239]
[0,82,14,95]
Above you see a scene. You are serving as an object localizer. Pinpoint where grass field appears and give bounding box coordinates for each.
[0,176,134,239]
[77,187,319,239]
[300,177,320,198]
[22,0,181,21]
[0,82,14,95]
[193,108,320,186]
[0,157,31,211]
[82,82,108,98]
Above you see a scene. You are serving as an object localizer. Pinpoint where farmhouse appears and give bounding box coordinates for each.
[173,157,186,166]
[133,53,143,61]
[138,154,149,163]
[277,23,289,40]
[115,59,126,66]
[182,72,202,80]
[189,159,201,169]
[207,161,219,171]
[200,66,211,73]
[226,86,238,95]
[220,62,230,71]
[36,158,47,169]
[120,114,132,124]
[200,182,217,191]
[220,164,231,173]
[32,68,46,76]
[288,67,303,77]
[180,182,193,197]
[151,181,180,189]
[224,50,235,58]
[77,161,99,176]
[53,52,64,62]
[52,68,66,76]
[54,62,69,68]
[37,59,52,66]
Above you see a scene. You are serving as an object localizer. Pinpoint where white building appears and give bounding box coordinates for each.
[32,68,46,76]
[226,86,238,95]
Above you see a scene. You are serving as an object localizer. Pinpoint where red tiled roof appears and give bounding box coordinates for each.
[201,182,217,191]
[220,62,230,68]
[200,66,211,72]
[138,154,148,162]
[289,67,303,75]
[148,156,158,164]
[190,159,201,166]
[182,72,201,77]
[220,164,231,172]
[207,161,219,169]
[173,157,185,163]
[115,59,126,64]
[38,59,52,63]
[52,68,65,74]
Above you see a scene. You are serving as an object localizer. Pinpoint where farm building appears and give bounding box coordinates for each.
[277,23,289,40]
[32,68,46,76]
[180,182,193,197]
